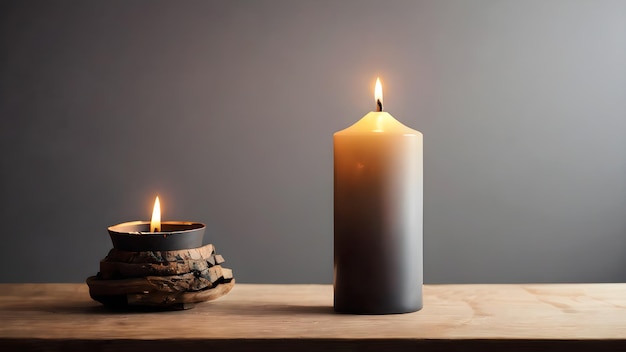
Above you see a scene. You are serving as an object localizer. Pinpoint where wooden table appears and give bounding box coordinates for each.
[1,283,625,351]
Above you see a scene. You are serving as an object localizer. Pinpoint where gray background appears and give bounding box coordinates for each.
[1,0,625,284]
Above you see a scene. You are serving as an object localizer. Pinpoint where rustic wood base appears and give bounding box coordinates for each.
[86,243,234,310]
[87,277,235,310]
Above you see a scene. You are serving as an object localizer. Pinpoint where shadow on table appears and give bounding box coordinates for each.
[227,303,335,315]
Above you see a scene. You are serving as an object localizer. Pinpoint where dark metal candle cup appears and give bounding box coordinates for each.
[108,221,206,251]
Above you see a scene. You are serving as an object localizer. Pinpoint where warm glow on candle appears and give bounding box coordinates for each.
[333,76,423,313]
[150,196,161,232]
[375,77,383,112]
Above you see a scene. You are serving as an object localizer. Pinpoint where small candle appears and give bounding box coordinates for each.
[107,196,206,252]
[333,78,423,314]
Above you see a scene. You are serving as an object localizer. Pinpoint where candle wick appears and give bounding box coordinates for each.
[376,99,383,112]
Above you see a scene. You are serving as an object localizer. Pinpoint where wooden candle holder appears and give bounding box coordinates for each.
[86,243,234,310]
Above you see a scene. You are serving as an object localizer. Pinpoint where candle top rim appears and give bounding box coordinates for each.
[335,111,422,136]
[108,220,205,235]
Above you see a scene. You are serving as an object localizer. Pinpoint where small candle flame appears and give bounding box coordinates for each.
[375,77,383,112]
[150,196,161,232]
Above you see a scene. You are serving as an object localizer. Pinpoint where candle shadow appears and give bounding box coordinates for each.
[209,301,336,316]
[228,303,335,315]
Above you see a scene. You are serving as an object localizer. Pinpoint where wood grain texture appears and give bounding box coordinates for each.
[103,244,215,264]
[125,278,235,306]
[88,243,233,309]
[1,283,625,351]
[99,259,213,278]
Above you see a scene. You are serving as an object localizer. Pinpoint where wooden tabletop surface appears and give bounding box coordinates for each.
[1,283,625,351]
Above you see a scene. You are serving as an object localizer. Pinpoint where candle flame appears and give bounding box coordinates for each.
[150,196,161,232]
[375,77,383,112]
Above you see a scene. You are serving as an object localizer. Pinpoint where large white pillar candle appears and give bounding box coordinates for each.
[333,78,423,314]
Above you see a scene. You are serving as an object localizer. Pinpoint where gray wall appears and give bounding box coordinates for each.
[1,0,625,284]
